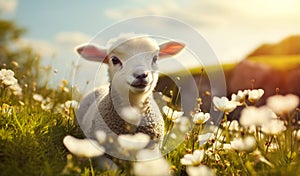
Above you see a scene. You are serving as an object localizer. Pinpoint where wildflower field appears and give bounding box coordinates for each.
[1,15,300,176]
[1,62,300,176]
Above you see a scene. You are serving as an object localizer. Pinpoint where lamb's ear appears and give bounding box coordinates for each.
[76,43,108,63]
[159,41,185,59]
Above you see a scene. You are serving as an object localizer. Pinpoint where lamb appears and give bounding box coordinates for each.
[64,34,185,166]
[75,34,184,143]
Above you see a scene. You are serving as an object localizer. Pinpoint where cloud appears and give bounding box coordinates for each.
[103,0,300,63]
[0,0,18,14]
[104,0,229,28]
[229,0,300,19]
[54,31,91,46]
[15,31,91,59]
[104,0,300,29]
[17,38,57,58]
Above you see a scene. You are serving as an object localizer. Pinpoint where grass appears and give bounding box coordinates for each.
[163,63,237,76]
[0,86,82,176]
[247,55,300,70]
[164,54,300,78]
[1,62,300,176]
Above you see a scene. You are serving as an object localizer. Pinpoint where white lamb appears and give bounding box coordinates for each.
[66,34,184,166]
[76,34,184,142]
[64,35,185,169]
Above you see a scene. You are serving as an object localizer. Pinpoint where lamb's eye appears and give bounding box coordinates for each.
[152,55,158,64]
[111,56,121,65]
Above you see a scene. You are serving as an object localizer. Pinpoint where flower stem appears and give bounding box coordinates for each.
[286,112,293,154]
[237,152,249,175]
[161,121,174,152]
[265,136,274,153]
[12,108,24,134]
[191,124,202,151]
[223,114,230,143]
[89,158,95,176]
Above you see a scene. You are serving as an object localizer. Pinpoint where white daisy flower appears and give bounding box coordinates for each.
[120,107,142,125]
[63,135,105,158]
[192,112,210,125]
[133,149,170,176]
[248,89,264,103]
[261,119,286,135]
[118,133,150,151]
[213,96,237,114]
[95,130,106,144]
[231,90,248,105]
[64,100,79,109]
[223,120,240,131]
[9,82,22,96]
[239,106,273,127]
[162,105,184,121]
[180,150,205,166]
[230,136,256,152]
[198,133,214,146]
[266,94,299,114]
[186,165,216,176]
[33,94,44,102]
[0,69,17,86]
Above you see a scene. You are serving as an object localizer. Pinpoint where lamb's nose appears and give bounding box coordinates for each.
[134,72,148,79]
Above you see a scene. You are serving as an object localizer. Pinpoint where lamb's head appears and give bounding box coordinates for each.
[76,35,184,105]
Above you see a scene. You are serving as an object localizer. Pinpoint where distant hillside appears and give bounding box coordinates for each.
[230,35,300,106]
[157,35,300,113]
[247,35,300,57]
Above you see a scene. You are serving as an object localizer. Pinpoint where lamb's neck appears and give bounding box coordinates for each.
[109,88,151,114]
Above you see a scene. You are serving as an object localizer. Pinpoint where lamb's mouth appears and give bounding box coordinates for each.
[129,80,151,91]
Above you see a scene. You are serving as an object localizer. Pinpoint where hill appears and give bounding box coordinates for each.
[157,35,300,112]
[247,35,300,57]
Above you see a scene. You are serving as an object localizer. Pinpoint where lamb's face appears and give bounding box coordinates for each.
[108,38,160,95]
[76,34,185,97]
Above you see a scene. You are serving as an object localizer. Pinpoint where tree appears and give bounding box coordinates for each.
[0,16,41,90]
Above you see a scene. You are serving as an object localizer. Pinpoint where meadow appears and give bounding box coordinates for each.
[248,55,300,71]
[1,16,300,176]
[0,61,300,176]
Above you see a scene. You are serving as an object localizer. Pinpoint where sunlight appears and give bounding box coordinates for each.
[241,0,300,18]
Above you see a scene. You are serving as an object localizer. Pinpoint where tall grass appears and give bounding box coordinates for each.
[0,65,300,176]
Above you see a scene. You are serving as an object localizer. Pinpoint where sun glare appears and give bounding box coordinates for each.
[237,0,300,18]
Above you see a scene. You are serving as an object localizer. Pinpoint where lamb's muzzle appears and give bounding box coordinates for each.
[130,70,151,89]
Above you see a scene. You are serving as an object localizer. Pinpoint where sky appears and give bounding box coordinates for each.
[1,0,300,90]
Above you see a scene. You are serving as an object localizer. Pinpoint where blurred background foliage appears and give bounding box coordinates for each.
[0,15,41,91]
